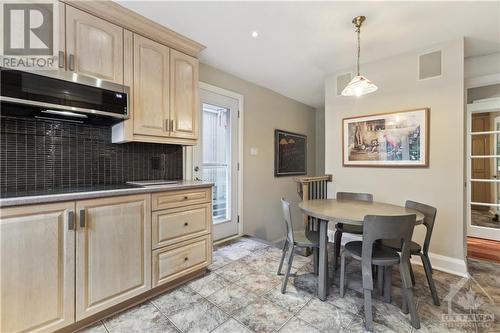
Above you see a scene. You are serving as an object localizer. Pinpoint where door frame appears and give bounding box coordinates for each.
[184,82,244,238]
[465,73,500,241]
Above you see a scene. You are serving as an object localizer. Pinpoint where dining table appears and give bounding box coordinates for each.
[298,199,425,301]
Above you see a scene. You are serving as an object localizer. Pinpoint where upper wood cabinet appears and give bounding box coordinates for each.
[65,5,124,84]
[75,194,151,320]
[170,49,199,140]
[133,34,170,137]
[0,202,75,333]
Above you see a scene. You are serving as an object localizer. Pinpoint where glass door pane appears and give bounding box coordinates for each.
[201,103,230,223]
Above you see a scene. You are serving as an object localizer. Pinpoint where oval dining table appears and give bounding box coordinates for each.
[298,199,425,301]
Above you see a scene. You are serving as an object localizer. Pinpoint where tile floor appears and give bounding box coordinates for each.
[80,237,499,333]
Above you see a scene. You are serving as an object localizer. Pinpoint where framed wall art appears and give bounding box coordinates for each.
[343,108,429,167]
[275,129,307,176]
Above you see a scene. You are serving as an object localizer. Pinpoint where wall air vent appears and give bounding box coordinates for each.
[336,73,352,95]
[418,50,442,80]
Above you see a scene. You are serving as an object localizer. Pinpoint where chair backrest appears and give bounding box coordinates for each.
[280,198,295,243]
[405,200,437,254]
[337,192,373,202]
[361,214,416,289]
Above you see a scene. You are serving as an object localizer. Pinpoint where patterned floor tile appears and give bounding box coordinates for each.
[296,298,356,332]
[187,272,230,297]
[211,318,253,333]
[234,298,293,333]
[207,283,259,315]
[277,317,321,333]
[77,321,108,333]
[235,269,281,295]
[103,302,174,333]
[166,298,228,333]
[151,286,203,317]
[264,284,313,313]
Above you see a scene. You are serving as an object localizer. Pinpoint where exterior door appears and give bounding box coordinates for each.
[170,49,199,139]
[467,99,500,241]
[0,202,75,333]
[133,34,170,137]
[193,86,240,241]
[76,194,151,320]
[65,6,124,84]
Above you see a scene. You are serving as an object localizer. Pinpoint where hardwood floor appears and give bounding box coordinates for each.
[467,236,500,263]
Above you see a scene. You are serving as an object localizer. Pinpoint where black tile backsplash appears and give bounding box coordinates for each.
[0,115,183,196]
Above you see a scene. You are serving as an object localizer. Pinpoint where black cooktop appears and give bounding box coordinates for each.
[0,184,140,199]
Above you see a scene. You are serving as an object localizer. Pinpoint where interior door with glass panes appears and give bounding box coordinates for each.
[193,88,239,241]
[467,99,500,241]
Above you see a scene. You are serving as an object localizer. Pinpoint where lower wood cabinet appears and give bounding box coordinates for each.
[0,202,75,333]
[152,235,211,287]
[75,194,151,320]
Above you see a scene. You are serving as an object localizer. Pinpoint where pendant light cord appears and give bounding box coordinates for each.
[356,26,361,76]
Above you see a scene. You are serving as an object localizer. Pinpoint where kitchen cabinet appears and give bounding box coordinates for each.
[133,34,170,137]
[65,5,125,84]
[170,49,199,140]
[0,202,75,333]
[75,194,151,320]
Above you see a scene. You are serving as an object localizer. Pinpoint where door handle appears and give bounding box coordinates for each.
[58,51,65,68]
[68,54,75,71]
[68,210,75,230]
[79,209,86,228]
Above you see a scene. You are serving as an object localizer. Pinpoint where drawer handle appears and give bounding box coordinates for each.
[184,257,189,261]
[183,196,189,200]
[184,222,189,227]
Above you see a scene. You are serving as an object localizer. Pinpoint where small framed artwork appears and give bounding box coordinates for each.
[275,129,307,177]
[343,108,429,167]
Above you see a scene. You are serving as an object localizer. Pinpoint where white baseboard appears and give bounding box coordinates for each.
[328,230,469,277]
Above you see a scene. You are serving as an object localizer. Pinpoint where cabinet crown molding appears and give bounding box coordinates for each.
[62,0,206,57]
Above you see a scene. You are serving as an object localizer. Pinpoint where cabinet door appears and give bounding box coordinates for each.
[1,202,75,333]
[66,5,124,84]
[170,49,199,139]
[133,34,170,137]
[76,194,151,320]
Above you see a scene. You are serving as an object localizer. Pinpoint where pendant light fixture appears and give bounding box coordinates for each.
[341,16,378,97]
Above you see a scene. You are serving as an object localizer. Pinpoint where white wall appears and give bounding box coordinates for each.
[315,107,325,175]
[199,64,317,244]
[325,39,466,275]
[465,52,500,79]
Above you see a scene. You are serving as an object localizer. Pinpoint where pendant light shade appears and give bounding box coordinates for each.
[341,16,378,97]
[341,75,378,96]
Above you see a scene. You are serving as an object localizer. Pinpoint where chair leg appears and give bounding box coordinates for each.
[340,250,346,297]
[402,287,420,329]
[409,262,415,287]
[383,266,392,303]
[401,262,420,329]
[281,243,295,294]
[277,239,288,275]
[377,266,384,296]
[364,289,374,332]
[421,253,440,306]
[333,229,342,269]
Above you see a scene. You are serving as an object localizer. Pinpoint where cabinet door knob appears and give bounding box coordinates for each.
[68,211,75,230]
[184,257,189,261]
[184,222,189,227]
[183,196,189,200]
[79,209,86,228]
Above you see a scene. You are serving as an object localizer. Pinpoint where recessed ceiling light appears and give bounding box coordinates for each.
[251,31,259,38]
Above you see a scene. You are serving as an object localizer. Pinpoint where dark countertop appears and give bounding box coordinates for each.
[0,180,213,207]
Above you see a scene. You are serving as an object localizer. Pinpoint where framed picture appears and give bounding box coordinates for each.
[275,129,307,176]
[343,108,429,167]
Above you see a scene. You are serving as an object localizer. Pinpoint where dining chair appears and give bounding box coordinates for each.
[339,214,420,331]
[333,192,373,268]
[382,200,440,305]
[277,198,320,294]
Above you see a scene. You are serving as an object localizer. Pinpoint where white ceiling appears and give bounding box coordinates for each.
[118,1,500,108]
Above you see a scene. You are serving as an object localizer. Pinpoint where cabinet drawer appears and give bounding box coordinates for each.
[152,188,211,210]
[152,203,210,249]
[152,235,211,287]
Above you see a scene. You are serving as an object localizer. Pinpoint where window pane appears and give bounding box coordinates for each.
[471,111,500,132]
[471,181,500,205]
[471,205,500,229]
[470,158,500,179]
[470,133,500,156]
